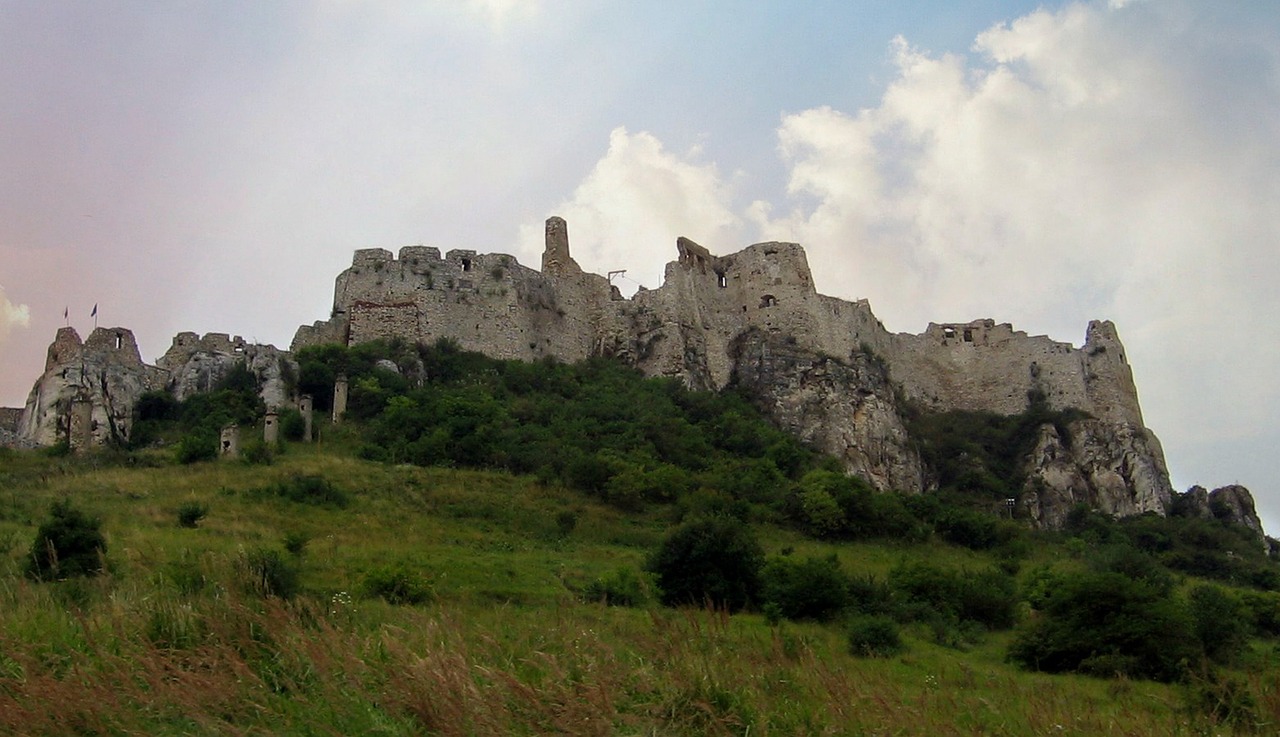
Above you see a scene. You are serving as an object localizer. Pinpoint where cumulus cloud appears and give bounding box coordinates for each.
[751,1,1280,469]
[0,286,31,343]
[518,127,743,292]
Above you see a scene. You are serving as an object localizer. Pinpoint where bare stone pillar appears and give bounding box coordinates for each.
[69,390,93,453]
[220,424,240,459]
[263,410,279,445]
[300,395,314,442]
[332,375,348,424]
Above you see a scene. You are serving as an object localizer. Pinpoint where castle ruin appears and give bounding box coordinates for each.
[4,216,1246,532]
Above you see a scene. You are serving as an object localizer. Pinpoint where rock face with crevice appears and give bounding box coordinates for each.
[728,329,924,493]
[1021,420,1175,529]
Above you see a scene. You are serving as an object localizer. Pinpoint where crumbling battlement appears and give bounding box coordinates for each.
[291,217,1145,430]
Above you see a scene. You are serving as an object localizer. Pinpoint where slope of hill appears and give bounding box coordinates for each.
[2,343,1279,734]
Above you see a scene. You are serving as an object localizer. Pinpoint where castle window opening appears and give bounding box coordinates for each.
[943,327,956,340]
[461,258,472,272]
[963,328,973,342]
[760,294,777,308]
[114,333,122,350]
[717,272,727,288]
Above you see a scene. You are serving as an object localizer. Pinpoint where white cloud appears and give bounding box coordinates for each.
[750,0,1280,515]
[0,286,31,343]
[518,127,743,292]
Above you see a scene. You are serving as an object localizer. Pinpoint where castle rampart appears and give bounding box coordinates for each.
[291,217,1146,431]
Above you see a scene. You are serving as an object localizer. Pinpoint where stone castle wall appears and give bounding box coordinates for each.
[293,217,1147,431]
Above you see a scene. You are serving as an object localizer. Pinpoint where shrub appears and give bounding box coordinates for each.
[847,615,904,657]
[282,531,310,556]
[25,500,107,580]
[240,439,273,466]
[1188,585,1250,664]
[361,562,432,605]
[889,561,1018,630]
[555,510,578,537]
[582,567,650,607]
[264,475,350,508]
[279,407,306,441]
[647,516,764,612]
[1008,570,1197,681]
[241,547,300,599]
[176,502,208,528]
[761,554,850,622]
[175,430,218,464]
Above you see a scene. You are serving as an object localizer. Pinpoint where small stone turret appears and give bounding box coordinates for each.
[542,216,580,276]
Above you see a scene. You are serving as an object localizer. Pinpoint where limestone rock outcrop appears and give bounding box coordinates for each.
[15,328,291,449]
[729,329,924,493]
[1173,484,1267,543]
[18,327,168,447]
[1021,420,1174,529]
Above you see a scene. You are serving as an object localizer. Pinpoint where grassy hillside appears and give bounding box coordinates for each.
[2,343,1279,734]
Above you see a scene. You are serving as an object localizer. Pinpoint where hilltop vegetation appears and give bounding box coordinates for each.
[1,339,1278,734]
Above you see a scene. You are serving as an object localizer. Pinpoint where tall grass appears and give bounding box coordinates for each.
[1,448,1277,734]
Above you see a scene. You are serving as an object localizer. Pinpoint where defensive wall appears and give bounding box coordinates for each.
[293,217,1145,428]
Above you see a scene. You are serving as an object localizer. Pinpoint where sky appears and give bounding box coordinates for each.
[2,0,1278,530]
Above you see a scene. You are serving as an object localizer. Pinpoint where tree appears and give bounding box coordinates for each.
[647,516,764,612]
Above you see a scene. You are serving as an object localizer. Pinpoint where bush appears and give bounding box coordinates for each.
[175,430,218,464]
[241,547,300,599]
[647,516,764,612]
[279,407,306,441]
[176,502,208,528]
[1008,570,1196,682]
[281,531,310,556]
[240,439,273,466]
[847,615,905,657]
[582,567,650,607]
[889,561,1018,630]
[361,562,432,605]
[25,500,107,580]
[761,554,850,622]
[1188,585,1250,664]
[263,475,350,508]
[555,510,578,537]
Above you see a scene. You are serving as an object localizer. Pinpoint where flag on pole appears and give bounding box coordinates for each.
[63,306,68,319]
[91,304,97,317]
